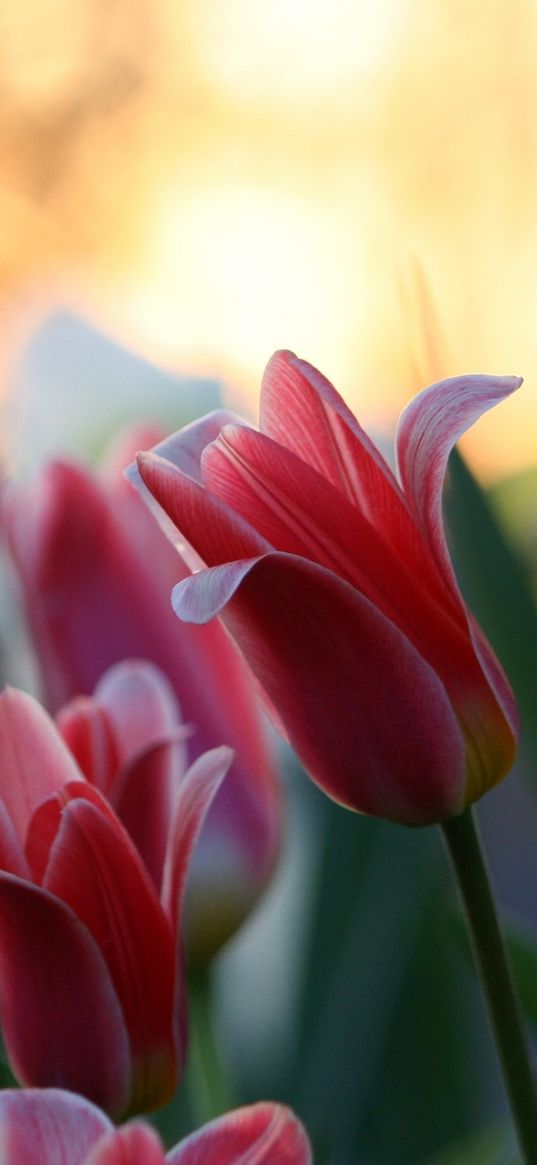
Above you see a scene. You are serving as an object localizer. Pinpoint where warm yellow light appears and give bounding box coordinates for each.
[183,0,408,108]
[116,180,374,397]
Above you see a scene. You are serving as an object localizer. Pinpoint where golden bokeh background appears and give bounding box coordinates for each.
[1,0,536,477]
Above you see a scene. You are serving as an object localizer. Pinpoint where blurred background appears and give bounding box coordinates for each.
[2,3,537,1163]
[0,0,535,475]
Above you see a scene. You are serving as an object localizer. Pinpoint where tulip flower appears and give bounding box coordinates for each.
[0,684,232,1117]
[0,1089,312,1165]
[2,424,280,964]
[132,350,520,827]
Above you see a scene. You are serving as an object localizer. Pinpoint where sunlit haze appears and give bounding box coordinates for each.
[0,0,535,478]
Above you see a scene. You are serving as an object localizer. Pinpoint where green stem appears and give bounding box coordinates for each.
[441,807,537,1165]
[186,967,235,1125]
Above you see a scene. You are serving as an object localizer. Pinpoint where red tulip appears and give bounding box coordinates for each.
[0,684,231,1116]
[2,425,280,963]
[0,1089,311,1165]
[133,350,520,826]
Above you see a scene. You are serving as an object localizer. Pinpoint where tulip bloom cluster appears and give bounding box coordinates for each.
[0,1090,311,1165]
[0,676,231,1118]
[134,350,520,826]
[2,424,280,964]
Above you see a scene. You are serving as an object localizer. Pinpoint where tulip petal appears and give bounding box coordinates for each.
[43,799,177,1112]
[260,350,461,615]
[25,780,120,885]
[125,413,247,574]
[115,735,191,890]
[136,452,271,568]
[85,1122,165,1165]
[162,746,234,930]
[396,372,522,596]
[166,1103,312,1165]
[56,699,120,799]
[0,803,30,877]
[0,874,130,1115]
[0,1088,113,1165]
[3,460,196,712]
[202,421,474,659]
[395,372,522,731]
[94,660,183,767]
[139,410,245,484]
[0,687,81,843]
[261,350,399,511]
[161,745,232,1059]
[173,553,466,824]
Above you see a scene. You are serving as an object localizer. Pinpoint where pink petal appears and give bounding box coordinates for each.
[0,802,30,877]
[136,410,246,485]
[94,660,183,769]
[161,746,233,1061]
[0,1088,113,1165]
[43,799,177,1113]
[136,452,271,568]
[202,421,474,664]
[115,735,190,890]
[0,688,81,843]
[166,1103,312,1165]
[260,350,460,618]
[261,350,399,511]
[6,444,281,961]
[126,412,247,575]
[396,372,522,599]
[25,780,120,885]
[85,1122,165,1165]
[161,746,234,931]
[57,699,121,799]
[173,553,466,825]
[2,460,194,712]
[395,372,522,733]
[0,875,130,1116]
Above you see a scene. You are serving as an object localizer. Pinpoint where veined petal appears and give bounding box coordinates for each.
[166,1103,312,1165]
[0,1089,113,1165]
[261,350,399,512]
[395,371,522,738]
[260,350,461,618]
[202,423,477,672]
[138,410,246,484]
[56,700,120,799]
[0,875,130,1116]
[174,554,466,825]
[396,372,522,599]
[85,1122,165,1165]
[0,688,81,843]
[136,452,271,568]
[125,413,247,575]
[115,735,191,891]
[43,800,177,1113]
[25,781,120,885]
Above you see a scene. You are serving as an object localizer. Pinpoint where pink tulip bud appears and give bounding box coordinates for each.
[0,1089,312,1165]
[132,351,520,826]
[0,685,231,1116]
[2,424,281,964]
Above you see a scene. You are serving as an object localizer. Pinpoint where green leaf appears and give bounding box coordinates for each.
[418,1121,515,1165]
[444,448,537,764]
[285,780,498,1165]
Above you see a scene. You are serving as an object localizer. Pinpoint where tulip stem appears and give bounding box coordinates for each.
[441,806,537,1165]
[187,968,235,1124]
